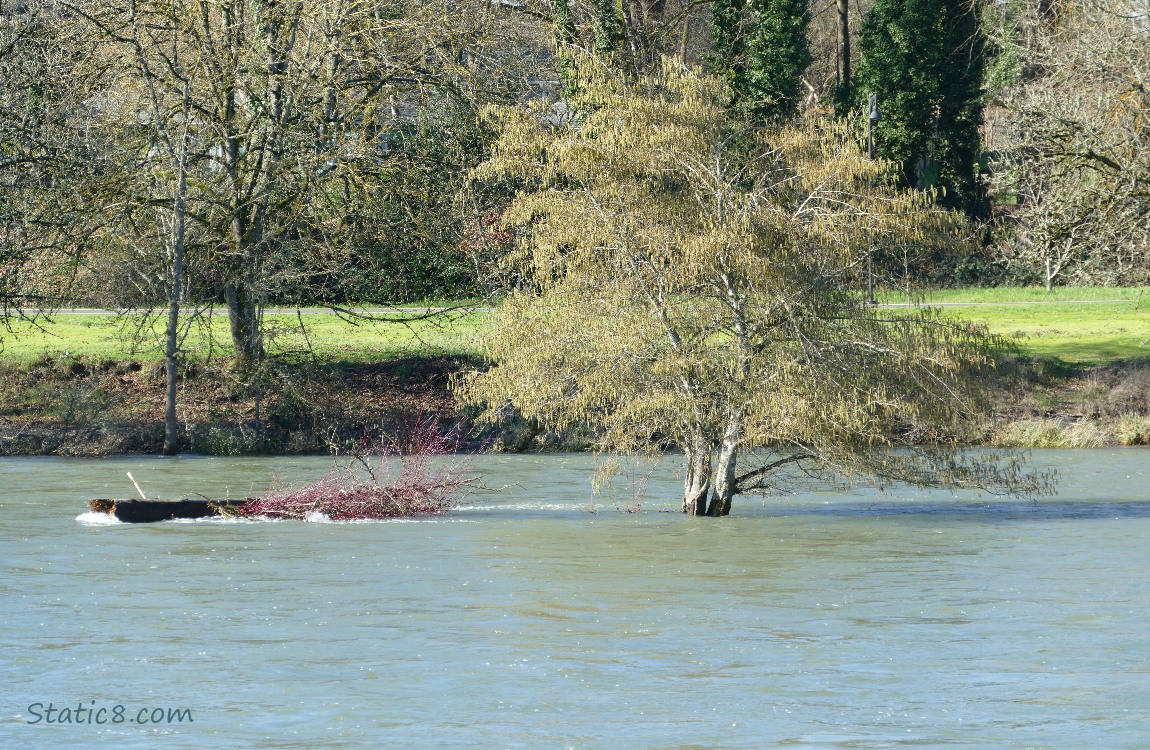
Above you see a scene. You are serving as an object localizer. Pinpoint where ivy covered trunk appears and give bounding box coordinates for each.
[225,278,263,372]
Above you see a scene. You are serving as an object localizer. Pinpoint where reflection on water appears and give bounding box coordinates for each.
[2,450,1149,749]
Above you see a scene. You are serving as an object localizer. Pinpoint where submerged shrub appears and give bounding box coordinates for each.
[234,417,477,520]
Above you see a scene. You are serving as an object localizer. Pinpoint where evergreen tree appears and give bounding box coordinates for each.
[592,0,626,55]
[709,0,811,123]
[856,0,987,218]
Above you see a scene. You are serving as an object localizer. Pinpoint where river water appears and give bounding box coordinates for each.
[2,450,1148,749]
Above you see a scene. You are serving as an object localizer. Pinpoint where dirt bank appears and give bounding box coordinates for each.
[1,354,1147,456]
[0,355,476,456]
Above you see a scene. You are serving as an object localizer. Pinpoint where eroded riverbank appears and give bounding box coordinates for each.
[1,354,1148,455]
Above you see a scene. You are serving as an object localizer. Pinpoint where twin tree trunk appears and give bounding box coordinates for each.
[682,416,742,517]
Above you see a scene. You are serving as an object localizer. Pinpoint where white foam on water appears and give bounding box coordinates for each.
[168,515,269,524]
[349,517,477,524]
[300,512,470,524]
[457,503,584,512]
[75,512,121,525]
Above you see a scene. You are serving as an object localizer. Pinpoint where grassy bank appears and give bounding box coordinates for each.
[914,287,1149,364]
[0,308,487,364]
[1,289,1148,454]
[4,287,1147,365]
[0,307,495,456]
[881,286,1149,304]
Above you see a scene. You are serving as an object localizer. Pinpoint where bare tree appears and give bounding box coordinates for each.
[0,1,103,323]
[996,0,1150,285]
[61,0,546,370]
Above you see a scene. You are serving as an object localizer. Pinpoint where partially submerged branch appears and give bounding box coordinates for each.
[234,416,479,520]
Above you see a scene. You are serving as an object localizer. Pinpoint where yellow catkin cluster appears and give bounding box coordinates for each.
[459,53,1048,513]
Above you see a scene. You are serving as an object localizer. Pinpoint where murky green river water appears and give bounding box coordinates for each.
[2,450,1148,749]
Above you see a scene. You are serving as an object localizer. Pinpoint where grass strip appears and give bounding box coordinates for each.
[0,309,487,365]
[2,287,1148,366]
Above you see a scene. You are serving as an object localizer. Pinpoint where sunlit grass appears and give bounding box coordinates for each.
[878,285,1150,305]
[931,296,1149,365]
[2,288,1148,366]
[0,308,488,364]
[866,287,1150,364]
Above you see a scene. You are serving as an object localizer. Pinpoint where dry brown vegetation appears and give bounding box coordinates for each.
[989,359,1150,448]
[0,355,471,456]
[1,352,1148,457]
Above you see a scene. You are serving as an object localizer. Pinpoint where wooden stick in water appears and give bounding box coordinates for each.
[126,472,147,500]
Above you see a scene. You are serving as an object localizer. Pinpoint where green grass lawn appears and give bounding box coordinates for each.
[1,288,1147,366]
[878,286,1150,305]
[893,287,1150,365]
[943,301,1150,363]
[0,308,488,364]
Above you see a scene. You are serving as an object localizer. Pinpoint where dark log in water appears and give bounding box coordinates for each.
[89,498,250,523]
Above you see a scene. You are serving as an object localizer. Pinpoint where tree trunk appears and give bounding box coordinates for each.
[162,164,187,455]
[706,417,740,516]
[835,0,850,111]
[222,120,264,370]
[682,435,712,515]
[161,64,194,455]
[162,348,181,455]
[225,279,262,370]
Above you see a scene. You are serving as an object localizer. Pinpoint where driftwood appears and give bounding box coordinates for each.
[89,498,250,523]
[89,418,475,523]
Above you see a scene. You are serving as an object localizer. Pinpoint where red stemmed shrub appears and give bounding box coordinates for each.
[235,417,476,521]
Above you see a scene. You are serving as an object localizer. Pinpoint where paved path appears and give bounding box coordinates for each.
[44,299,1140,315]
[879,299,1137,308]
[41,306,482,316]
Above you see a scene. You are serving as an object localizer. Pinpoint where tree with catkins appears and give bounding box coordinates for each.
[459,53,1050,516]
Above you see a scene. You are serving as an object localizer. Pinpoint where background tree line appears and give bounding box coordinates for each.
[3,0,1146,326]
[2,0,1132,487]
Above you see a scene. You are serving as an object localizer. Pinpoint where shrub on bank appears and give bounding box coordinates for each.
[992,419,1109,449]
[1115,414,1150,446]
